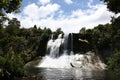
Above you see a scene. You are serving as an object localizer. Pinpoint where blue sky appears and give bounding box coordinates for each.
[8,0,116,33]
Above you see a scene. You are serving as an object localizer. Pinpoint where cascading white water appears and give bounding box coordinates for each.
[37,34,106,70]
[47,34,64,58]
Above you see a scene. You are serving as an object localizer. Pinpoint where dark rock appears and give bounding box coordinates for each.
[73,33,92,54]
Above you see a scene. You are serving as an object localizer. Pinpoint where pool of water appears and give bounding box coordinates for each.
[26,67,106,80]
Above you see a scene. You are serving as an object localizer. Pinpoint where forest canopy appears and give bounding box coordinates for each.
[101,0,120,13]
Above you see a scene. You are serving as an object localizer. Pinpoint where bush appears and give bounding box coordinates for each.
[107,50,120,70]
[0,56,6,68]
[5,54,25,77]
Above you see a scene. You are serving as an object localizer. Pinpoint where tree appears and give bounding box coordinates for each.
[5,54,24,77]
[6,18,20,36]
[79,27,86,34]
[101,0,120,13]
[0,56,6,68]
[8,18,20,27]
[0,0,22,14]
[0,0,22,26]
[107,50,120,70]
[56,28,63,34]
[111,16,120,50]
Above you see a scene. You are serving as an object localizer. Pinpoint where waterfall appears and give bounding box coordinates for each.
[37,33,106,70]
[48,34,64,58]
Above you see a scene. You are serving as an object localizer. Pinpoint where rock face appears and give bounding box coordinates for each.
[71,52,107,70]
[72,33,92,54]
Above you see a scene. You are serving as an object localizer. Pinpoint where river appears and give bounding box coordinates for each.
[25,67,108,80]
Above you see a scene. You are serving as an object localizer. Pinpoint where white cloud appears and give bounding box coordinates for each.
[39,0,50,5]
[23,3,39,20]
[7,0,115,33]
[89,0,93,3]
[70,9,86,18]
[38,4,60,18]
[23,3,60,19]
[36,4,114,33]
[64,0,73,4]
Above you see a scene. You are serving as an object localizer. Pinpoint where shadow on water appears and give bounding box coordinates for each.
[104,70,120,80]
[25,67,106,80]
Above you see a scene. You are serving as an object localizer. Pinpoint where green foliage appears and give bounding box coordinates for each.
[92,24,112,49]
[52,28,64,39]
[0,26,6,38]
[0,56,6,68]
[5,54,25,77]
[107,50,120,70]
[101,0,120,13]
[79,27,86,34]
[0,48,24,79]
[111,16,120,51]
[56,28,63,34]
[6,18,20,36]
[78,16,120,70]
[0,0,22,14]
[0,0,22,30]
[0,18,53,79]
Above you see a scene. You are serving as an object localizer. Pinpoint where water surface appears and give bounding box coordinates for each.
[27,67,105,80]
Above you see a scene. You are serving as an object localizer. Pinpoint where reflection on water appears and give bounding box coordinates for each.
[27,67,105,80]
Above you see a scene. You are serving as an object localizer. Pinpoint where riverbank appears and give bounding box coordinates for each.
[24,56,42,68]
[12,56,43,80]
